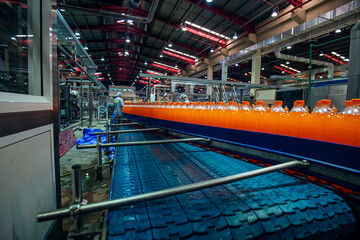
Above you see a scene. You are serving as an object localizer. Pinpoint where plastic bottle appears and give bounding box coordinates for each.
[215,102,227,127]
[270,101,286,135]
[227,101,239,129]
[241,101,251,111]
[284,105,289,112]
[351,99,360,115]
[271,101,286,112]
[253,101,267,112]
[341,100,352,114]
[331,105,337,114]
[289,100,308,138]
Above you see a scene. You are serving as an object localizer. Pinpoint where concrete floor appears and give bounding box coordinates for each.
[60,120,112,237]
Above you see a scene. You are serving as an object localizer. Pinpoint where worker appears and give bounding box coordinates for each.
[113,92,124,117]
[180,94,190,103]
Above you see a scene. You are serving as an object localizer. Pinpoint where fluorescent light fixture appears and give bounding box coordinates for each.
[164,47,197,59]
[271,8,278,17]
[331,51,337,55]
[60,9,65,11]
[344,59,350,62]
[206,0,213,2]
[335,29,342,33]
[125,37,130,43]
[286,46,292,49]
[127,20,134,25]
[233,32,238,40]
[10,36,16,40]
[185,21,231,40]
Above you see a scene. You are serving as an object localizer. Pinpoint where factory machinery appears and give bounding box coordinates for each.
[37,105,360,239]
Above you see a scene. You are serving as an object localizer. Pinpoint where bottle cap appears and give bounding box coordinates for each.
[242,101,250,105]
[274,101,283,106]
[351,99,360,105]
[345,100,351,106]
[257,101,264,105]
[321,99,331,105]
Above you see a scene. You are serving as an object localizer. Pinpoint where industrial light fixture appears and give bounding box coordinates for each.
[210,46,214,53]
[182,23,187,31]
[145,61,148,65]
[125,50,129,56]
[235,63,239,67]
[160,54,163,57]
[107,73,110,76]
[60,9,65,12]
[286,61,290,65]
[282,71,285,73]
[335,29,342,33]
[175,64,178,68]
[319,51,324,57]
[126,37,130,43]
[168,42,173,47]
[84,45,89,50]
[287,45,292,49]
[206,0,213,2]
[261,67,265,70]
[101,57,105,61]
[233,32,238,40]
[271,8,278,17]
[75,30,80,36]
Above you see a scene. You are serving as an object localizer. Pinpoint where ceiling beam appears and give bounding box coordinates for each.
[183,0,255,32]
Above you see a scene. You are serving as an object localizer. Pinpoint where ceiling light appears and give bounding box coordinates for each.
[10,36,16,40]
[175,64,178,68]
[107,73,110,76]
[210,46,214,53]
[331,51,337,55]
[84,45,89,50]
[344,59,350,62]
[75,30,80,36]
[319,51,324,56]
[60,9,65,12]
[286,61,290,64]
[185,21,231,40]
[125,50,129,56]
[287,46,292,49]
[168,42,173,47]
[145,61,148,65]
[235,63,239,67]
[335,29,342,33]
[101,57,105,61]
[126,37,130,43]
[271,8,278,17]
[160,54,163,57]
[206,0,213,2]
[282,71,285,73]
[182,24,187,31]
[261,67,264,70]
[233,32,238,40]
[205,76,207,78]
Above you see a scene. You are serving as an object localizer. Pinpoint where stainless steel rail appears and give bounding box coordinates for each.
[37,160,308,222]
[105,122,140,127]
[93,128,161,135]
[77,137,209,149]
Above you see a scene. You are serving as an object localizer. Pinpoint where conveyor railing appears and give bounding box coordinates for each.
[37,160,308,224]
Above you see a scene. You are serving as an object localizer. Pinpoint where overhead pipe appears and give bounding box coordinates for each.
[274,47,334,78]
[57,0,159,23]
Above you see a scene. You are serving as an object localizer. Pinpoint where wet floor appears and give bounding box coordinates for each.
[60,121,111,237]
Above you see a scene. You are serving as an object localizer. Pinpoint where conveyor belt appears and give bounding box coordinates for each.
[108,126,356,239]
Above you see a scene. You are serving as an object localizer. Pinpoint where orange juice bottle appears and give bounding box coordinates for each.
[252,101,267,132]
[289,100,308,138]
[270,101,286,135]
[228,101,239,129]
[239,101,251,131]
[215,102,227,128]
[284,105,289,112]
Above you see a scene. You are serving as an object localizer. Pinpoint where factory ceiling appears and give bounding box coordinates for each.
[59,0,351,88]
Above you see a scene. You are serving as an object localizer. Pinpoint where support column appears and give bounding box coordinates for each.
[221,61,228,82]
[250,49,262,96]
[207,64,213,80]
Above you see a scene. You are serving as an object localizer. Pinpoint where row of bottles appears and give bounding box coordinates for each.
[123,99,360,147]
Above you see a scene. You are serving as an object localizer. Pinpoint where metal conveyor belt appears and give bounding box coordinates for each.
[108,126,356,239]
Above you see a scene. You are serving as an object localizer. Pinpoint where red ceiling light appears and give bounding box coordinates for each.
[181,25,226,47]
[139,77,161,83]
[150,63,178,74]
[162,50,195,65]
[274,65,296,74]
[324,54,344,64]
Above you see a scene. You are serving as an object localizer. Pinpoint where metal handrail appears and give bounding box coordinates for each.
[104,122,140,127]
[77,137,209,149]
[37,160,308,222]
[93,128,161,135]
